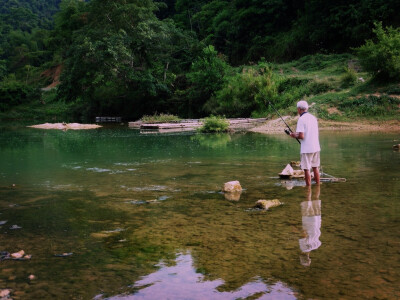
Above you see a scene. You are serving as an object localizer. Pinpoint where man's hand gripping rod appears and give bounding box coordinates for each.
[268,101,300,144]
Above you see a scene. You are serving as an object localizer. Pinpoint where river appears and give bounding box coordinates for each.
[0,125,399,299]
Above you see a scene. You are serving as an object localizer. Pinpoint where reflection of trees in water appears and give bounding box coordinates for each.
[110,252,296,300]
[0,128,95,153]
[191,133,231,148]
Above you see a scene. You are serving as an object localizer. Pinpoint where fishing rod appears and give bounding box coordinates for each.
[268,101,300,144]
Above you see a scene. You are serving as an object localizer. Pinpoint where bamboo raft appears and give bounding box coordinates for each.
[129,118,267,131]
[278,163,346,182]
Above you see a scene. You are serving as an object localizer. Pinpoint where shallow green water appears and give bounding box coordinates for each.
[0,126,399,299]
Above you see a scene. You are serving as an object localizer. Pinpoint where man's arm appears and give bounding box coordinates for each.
[290,132,304,139]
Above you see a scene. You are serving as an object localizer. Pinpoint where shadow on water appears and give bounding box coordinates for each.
[0,127,399,299]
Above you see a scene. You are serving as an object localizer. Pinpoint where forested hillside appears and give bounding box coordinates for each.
[0,0,61,30]
[1,0,400,121]
[0,0,62,104]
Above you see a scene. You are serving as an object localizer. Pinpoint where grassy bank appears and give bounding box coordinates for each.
[267,54,400,121]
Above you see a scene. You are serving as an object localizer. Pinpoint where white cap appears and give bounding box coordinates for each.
[297,100,309,110]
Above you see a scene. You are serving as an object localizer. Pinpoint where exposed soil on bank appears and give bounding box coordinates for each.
[250,116,400,134]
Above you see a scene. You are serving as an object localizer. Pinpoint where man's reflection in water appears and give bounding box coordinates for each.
[299,185,321,267]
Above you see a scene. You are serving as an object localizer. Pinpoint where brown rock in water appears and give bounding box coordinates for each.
[222,181,242,193]
[393,144,400,151]
[254,199,282,210]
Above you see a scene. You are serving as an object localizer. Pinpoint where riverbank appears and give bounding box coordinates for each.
[250,116,400,134]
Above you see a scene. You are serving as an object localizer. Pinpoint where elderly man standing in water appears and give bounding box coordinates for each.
[289,100,320,186]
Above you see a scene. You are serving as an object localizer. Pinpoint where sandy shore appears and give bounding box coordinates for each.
[250,116,400,134]
[28,123,102,130]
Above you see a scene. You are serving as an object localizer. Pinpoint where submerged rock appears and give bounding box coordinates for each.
[9,225,22,230]
[393,144,400,151]
[54,253,73,257]
[222,181,242,193]
[91,228,125,238]
[254,199,282,210]
[28,274,36,280]
[224,191,242,201]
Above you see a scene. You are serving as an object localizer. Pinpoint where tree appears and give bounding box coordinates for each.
[356,22,400,80]
[58,0,200,118]
[186,45,231,116]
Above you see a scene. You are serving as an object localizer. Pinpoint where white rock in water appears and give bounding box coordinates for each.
[255,199,282,210]
[222,181,242,193]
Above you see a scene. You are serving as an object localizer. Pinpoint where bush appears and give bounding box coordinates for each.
[340,67,357,88]
[306,79,333,94]
[198,115,229,133]
[356,22,400,81]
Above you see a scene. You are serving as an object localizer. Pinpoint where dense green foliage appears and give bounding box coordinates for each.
[0,0,399,121]
[185,45,231,117]
[56,0,202,119]
[173,0,400,64]
[206,63,280,117]
[0,0,61,30]
[0,0,62,109]
[0,78,40,111]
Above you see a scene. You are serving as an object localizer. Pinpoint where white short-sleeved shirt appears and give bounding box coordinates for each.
[296,112,321,154]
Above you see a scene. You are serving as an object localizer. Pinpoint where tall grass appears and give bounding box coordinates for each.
[140,113,181,123]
